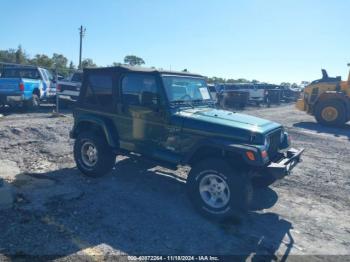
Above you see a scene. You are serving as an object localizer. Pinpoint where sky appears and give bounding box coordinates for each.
[0,0,349,84]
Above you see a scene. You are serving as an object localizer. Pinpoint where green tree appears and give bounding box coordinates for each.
[69,61,76,70]
[236,78,249,83]
[81,58,96,68]
[280,82,291,87]
[0,46,28,64]
[0,49,16,63]
[124,55,145,66]
[52,53,69,76]
[30,54,53,68]
[15,45,28,64]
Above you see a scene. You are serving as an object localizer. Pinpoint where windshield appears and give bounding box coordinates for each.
[71,72,83,82]
[162,75,211,102]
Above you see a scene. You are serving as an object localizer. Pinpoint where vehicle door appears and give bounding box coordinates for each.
[38,68,51,98]
[116,73,176,161]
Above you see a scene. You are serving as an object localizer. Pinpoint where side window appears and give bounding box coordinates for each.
[84,74,113,110]
[121,74,158,106]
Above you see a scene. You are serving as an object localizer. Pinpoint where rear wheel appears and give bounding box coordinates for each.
[24,94,40,110]
[74,131,116,177]
[187,158,252,221]
[315,100,346,127]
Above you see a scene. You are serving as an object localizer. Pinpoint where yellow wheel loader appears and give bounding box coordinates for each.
[296,66,350,126]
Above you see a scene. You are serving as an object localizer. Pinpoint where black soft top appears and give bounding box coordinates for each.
[83,65,203,78]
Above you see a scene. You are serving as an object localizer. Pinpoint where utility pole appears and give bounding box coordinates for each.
[78,25,86,69]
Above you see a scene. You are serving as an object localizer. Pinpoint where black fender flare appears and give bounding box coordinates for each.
[70,115,119,148]
[183,138,264,167]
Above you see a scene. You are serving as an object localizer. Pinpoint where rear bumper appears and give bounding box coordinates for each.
[58,94,78,102]
[0,94,24,103]
[249,97,264,101]
[266,148,304,179]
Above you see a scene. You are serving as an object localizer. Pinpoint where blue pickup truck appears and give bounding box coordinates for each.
[0,65,56,109]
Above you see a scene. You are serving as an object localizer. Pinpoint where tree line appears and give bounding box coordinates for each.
[0,46,299,87]
[0,46,146,77]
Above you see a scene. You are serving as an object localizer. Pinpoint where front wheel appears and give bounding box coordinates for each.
[187,158,252,221]
[74,131,116,177]
[315,100,346,127]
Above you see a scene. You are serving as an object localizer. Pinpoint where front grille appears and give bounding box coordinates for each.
[268,130,281,160]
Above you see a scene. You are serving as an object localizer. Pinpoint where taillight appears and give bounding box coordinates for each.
[19,82,24,92]
[56,84,61,92]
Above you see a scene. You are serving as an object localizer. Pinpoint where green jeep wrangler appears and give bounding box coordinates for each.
[71,66,303,220]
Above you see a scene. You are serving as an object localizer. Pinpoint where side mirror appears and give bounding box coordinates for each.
[140,91,158,108]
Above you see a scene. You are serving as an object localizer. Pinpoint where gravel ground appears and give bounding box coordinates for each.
[0,104,349,261]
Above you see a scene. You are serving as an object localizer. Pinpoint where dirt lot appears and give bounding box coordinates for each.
[0,104,349,261]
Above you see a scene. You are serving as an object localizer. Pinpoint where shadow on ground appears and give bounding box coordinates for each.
[293,121,350,140]
[0,157,293,260]
[0,104,72,117]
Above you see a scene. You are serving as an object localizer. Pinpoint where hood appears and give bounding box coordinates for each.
[174,107,281,138]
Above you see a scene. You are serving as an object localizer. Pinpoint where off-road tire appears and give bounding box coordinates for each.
[315,100,346,127]
[74,131,116,177]
[187,158,252,221]
[24,94,40,110]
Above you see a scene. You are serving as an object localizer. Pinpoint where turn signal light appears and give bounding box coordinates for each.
[246,151,256,161]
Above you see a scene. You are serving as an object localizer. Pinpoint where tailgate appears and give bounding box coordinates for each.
[0,78,21,93]
[60,82,80,92]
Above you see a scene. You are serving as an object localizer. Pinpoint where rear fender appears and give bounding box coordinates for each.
[71,115,119,148]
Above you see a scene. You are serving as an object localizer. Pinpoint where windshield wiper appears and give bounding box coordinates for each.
[170,100,194,108]
[191,99,216,106]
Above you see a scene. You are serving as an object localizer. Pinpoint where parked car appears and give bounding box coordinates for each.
[216,84,250,108]
[0,64,56,108]
[229,83,265,106]
[70,65,304,220]
[207,84,217,101]
[281,86,301,102]
[56,71,82,108]
[264,85,282,105]
[216,83,265,106]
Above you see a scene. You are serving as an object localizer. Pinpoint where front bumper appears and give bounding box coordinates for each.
[266,148,304,179]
